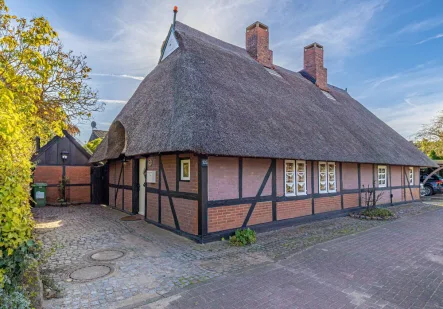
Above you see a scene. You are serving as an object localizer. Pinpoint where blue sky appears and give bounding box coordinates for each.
[9,0,443,143]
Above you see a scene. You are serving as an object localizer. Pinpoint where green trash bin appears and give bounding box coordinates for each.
[33,183,47,207]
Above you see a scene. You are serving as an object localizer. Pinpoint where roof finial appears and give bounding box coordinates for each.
[173,6,178,27]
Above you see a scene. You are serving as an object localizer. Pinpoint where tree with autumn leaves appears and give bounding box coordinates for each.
[0,0,101,299]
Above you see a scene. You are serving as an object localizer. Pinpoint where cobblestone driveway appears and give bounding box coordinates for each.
[146,207,443,309]
[33,202,441,309]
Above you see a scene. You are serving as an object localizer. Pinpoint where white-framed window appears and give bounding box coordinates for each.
[180,158,191,181]
[296,160,307,195]
[285,160,296,196]
[319,162,336,193]
[285,160,307,196]
[378,165,387,187]
[408,167,414,185]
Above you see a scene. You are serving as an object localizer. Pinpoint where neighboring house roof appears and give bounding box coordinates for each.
[89,129,108,142]
[90,21,436,167]
[33,130,91,164]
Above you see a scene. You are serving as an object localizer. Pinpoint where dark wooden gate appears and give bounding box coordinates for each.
[91,164,109,204]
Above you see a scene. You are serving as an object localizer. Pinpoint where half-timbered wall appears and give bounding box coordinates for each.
[206,156,420,235]
[107,153,199,237]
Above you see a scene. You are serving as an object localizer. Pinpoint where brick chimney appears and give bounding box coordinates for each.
[246,21,273,68]
[304,42,328,91]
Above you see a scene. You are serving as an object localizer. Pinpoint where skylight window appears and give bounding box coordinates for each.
[321,90,336,101]
[265,67,282,78]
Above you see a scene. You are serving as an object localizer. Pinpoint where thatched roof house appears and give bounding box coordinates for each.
[91,16,435,242]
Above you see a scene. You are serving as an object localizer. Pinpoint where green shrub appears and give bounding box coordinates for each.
[361,208,393,218]
[0,287,31,309]
[229,228,256,246]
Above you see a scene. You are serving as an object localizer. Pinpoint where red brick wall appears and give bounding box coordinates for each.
[391,166,402,186]
[277,199,311,220]
[161,196,174,229]
[34,166,62,203]
[315,196,341,213]
[343,193,359,208]
[33,165,90,204]
[34,166,62,184]
[208,156,239,201]
[360,164,373,188]
[178,153,198,193]
[174,198,198,235]
[147,192,158,221]
[208,205,249,233]
[124,189,132,212]
[161,155,177,191]
[65,166,90,184]
[123,160,132,186]
[342,163,358,189]
[248,202,272,226]
[392,188,403,203]
[69,186,90,204]
[242,158,272,197]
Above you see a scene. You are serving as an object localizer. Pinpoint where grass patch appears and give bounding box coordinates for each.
[360,208,393,218]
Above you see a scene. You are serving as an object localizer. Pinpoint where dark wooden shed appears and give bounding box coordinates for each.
[32,130,92,204]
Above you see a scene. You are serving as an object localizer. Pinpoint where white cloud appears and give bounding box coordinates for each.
[91,73,144,81]
[397,16,443,34]
[416,33,443,45]
[98,99,127,104]
[353,63,443,138]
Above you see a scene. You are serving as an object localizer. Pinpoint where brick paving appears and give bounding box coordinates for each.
[145,207,443,309]
[33,201,442,309]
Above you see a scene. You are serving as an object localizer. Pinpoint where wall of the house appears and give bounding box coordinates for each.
[206,156,421,234]
[34,165,91,204]
[107,153,199,236]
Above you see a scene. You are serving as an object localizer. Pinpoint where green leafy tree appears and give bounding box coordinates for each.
[0,0,100,289]
[84,137,103,153]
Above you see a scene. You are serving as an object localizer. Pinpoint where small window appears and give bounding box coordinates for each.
[296,160,307,195]
[180,159,190,181]
[408,167,414,185]
[319,162,336,193]
[285,160,295,196]
[285,160,306,196]
[378,165,387,187]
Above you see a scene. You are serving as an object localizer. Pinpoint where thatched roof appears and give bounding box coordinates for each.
[90,21,436,167]
[88,129,107,142]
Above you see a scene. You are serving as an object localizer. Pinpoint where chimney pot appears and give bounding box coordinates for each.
[246,21,273,68]
[303,42,328,91]
[35,136,41,151]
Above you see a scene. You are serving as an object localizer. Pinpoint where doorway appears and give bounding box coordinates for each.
[139,158,146,216]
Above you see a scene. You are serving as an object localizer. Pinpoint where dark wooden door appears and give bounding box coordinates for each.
[91,165,109,204]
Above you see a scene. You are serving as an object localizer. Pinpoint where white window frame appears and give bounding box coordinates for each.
[296,160,307,195]
[378,165,387,188]
[319,162,336,193]
[285,160,307,196]
[285,160,296,196]
[180,159,191,181]
[408,167,414,185]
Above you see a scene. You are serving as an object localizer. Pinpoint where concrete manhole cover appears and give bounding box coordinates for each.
[69,265,113,281]
[90,250,125,261]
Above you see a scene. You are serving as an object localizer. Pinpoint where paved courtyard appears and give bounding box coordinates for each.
[33,201,442,309]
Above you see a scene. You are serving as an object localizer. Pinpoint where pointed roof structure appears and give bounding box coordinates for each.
[90,21,436,168]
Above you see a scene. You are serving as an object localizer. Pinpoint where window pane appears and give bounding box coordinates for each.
[286,184,294,194]
[319,164,327,173]
[297,163,305,172]
[328,181,335,191]
[297,172,305,182]
[320,182,327,191]
[183,162,189,178]
[286,162,294,172]
[297,182,305,193]
[319,173,326,182]
[286,172,294,183]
